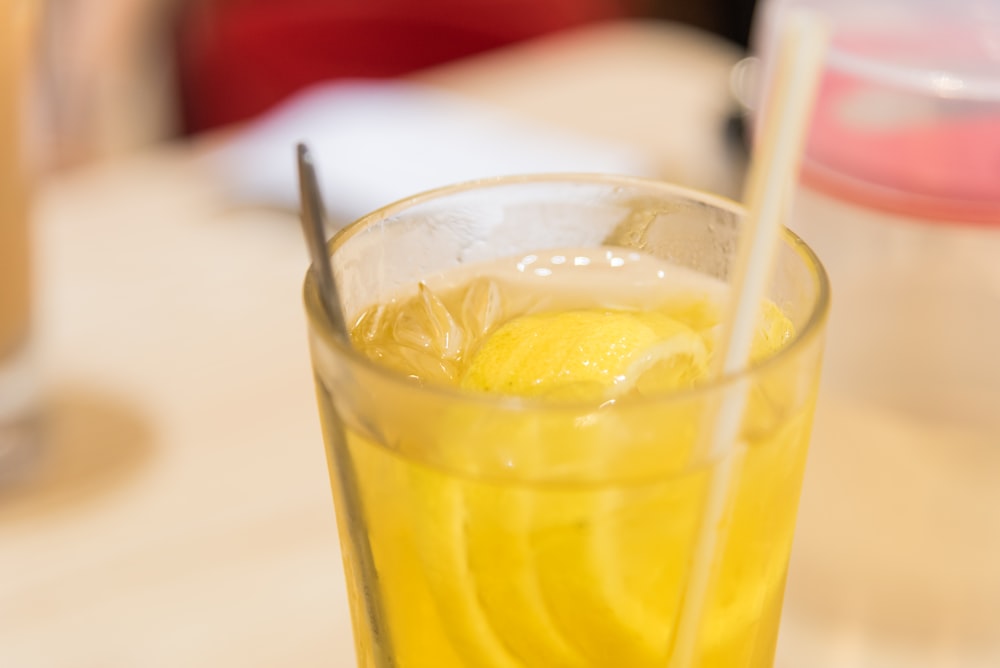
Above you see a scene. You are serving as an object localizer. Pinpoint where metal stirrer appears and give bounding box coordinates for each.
[296,143,396,663]
[296,142,351,340]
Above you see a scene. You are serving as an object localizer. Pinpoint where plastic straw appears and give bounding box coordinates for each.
[668,11,829,666]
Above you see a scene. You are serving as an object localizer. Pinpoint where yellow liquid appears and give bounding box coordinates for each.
[315,247,817,667]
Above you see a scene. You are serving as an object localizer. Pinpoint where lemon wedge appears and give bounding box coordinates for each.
[461,309,709,400]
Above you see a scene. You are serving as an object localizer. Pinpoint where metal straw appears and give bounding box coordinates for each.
[296,143,395,666]
[296,142,350,340]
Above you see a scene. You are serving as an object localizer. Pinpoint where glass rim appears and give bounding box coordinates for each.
[304,173,831,412]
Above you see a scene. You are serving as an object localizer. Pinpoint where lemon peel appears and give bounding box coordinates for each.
[460,309,709,400]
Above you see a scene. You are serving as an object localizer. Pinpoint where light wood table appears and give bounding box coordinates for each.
[1,20,745,667]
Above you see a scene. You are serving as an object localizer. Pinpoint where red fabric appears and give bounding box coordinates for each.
[174,0,632,134]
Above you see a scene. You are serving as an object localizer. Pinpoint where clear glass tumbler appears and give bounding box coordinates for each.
[304,175,829,667]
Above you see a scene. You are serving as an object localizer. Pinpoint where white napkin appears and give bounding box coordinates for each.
[206,80,656,223]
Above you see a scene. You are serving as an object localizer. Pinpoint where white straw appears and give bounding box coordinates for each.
[668,11,829,667]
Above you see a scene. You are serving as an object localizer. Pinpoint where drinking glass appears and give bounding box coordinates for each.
[304,175,829,667]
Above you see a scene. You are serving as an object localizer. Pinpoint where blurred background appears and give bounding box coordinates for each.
[39,0,757,165]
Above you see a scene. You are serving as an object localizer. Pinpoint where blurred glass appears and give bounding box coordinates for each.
[749,1,1000,666]
[1,0,42,485]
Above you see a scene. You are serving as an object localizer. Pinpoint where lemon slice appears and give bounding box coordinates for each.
[408,472,525,668]
[407,305,798,665]
[461,309,709,399]
[531,473,708,664]
[406,309,711,665]
[408,409,596,666]
[411,411,708,666]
